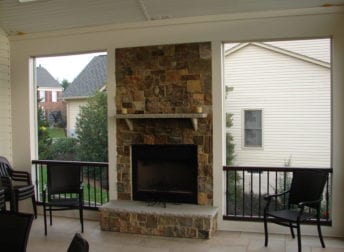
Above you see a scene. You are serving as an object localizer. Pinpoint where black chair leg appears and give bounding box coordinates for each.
[9,196,15,213]
[43,204,47,235]
[296,223,302,252]
[290,223,295,238]
[49,206,52,225]
[317,215,325,248]
[79,206,84,233]
[264,214,268,246]
[31,196,37,219]
[14,199,19,213]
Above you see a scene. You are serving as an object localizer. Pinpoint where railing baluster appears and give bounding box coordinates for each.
[326,174,330,221]
[242,169,245,216]
[250,171,253,217]
[234,169,237,216]
[267,170,270,195]
[274,171,278,210]
[93,166,97,208]
[283,171,287,209]
[258,171,261,217]
[40,163,44,202]
[34,163,39,201]
[100,166,104,206]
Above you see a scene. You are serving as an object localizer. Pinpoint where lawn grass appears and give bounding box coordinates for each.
[47,127,66,138]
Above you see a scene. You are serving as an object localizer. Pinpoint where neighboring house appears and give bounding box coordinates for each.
[36,65,65,126]
[224,40,331,168]
[63,55,107,137]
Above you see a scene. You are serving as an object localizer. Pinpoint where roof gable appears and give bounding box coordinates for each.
[225,42,330,69]
[63,55,107,99]
[36,65,61,88]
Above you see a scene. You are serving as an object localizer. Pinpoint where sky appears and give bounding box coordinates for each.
[35,52,106,83]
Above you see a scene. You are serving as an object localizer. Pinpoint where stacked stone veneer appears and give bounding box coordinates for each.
[115,42,213,205]
[100,201,218,239]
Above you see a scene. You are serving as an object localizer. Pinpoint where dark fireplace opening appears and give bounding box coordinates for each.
[132,144,198,204]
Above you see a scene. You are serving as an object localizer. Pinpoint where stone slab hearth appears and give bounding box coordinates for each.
[99,200,218,239]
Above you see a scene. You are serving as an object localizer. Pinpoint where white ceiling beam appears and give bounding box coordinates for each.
[137,0,151,21]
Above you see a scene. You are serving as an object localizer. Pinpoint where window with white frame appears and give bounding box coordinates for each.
[39,90,45,102]
[244,110,262,147]
[52,91,57,102]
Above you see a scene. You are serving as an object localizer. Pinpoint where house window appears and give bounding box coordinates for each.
[39,90,45,102]
[52,91,57,102]
[244,110,262,147]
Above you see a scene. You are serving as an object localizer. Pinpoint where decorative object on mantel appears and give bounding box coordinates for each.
[195,105,203,113]
[115,113,207,131]
[120,108,128,114]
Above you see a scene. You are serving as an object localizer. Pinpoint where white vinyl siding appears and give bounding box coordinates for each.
[66,100,87,137]
[224,42,331,168]
[0,28,11,159]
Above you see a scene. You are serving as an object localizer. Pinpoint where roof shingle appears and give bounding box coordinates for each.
[63,55,107,99]
[36,65,60,88]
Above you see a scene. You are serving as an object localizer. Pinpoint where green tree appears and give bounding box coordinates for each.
[75,92,108,162]
[50,138,78,160]
[60,79,70,90]
[226,113,235,165]
[225,112,242,216]
[38,106,52,159]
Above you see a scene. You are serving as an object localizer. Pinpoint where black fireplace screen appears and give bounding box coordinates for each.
[132,144,198,204]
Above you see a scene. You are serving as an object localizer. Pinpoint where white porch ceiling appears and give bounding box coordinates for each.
[0,0,344,35]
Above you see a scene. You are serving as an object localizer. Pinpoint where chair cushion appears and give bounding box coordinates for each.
[46,198,81,207]
[266,209,315,222]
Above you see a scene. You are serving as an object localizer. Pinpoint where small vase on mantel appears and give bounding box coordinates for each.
[194,105,203,114]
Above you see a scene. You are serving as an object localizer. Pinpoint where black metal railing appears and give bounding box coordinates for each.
[32,160,109,210]
[223,166,332,225]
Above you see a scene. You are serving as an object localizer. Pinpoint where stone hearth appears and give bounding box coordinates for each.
[99,200,218,239]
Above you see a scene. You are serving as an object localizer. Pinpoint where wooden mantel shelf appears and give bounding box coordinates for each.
[115,113,207,131]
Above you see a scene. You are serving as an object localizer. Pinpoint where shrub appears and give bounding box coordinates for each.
[49,138,78,160]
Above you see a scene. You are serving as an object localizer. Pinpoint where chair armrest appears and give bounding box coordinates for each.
[264,190,290,212]
[11,170,32,184]
[298,199,322,208]
[264,190,289,201]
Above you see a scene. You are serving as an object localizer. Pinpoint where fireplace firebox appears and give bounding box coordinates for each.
[132,144,198,204]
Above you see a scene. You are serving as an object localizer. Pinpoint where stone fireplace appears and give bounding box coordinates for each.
[115,42,213,206]
[99,42,217,239]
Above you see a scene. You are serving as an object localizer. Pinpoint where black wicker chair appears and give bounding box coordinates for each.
[0,212,34,252]
[43,163,84,235]
[0,156,37,217]
[264,170,328,252]
[67,233,89,252]
[0,188,5,211]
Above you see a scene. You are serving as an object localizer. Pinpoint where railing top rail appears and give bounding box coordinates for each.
[223,166,333,173]
[32,160,108,167]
